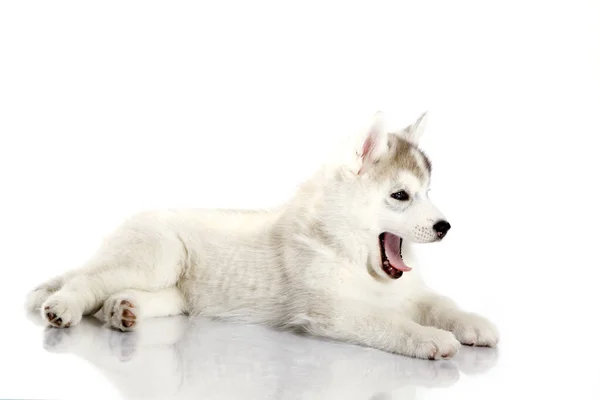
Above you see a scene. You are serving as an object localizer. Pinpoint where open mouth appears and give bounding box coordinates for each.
[378,232,412,279]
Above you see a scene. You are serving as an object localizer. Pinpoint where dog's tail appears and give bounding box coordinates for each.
[25,272,74,311]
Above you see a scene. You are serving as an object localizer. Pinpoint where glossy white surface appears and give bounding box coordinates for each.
[22,314,499,400]
[4,299,597,400]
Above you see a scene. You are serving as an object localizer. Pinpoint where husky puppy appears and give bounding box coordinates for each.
[26,112,498,360]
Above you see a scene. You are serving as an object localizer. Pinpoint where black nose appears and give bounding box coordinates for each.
[433,220,451,239]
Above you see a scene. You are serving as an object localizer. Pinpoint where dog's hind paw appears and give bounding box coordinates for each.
[104,294,139,332]
[41,295,82,328]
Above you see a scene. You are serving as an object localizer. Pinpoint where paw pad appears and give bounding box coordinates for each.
[120,300,134,308]
[45,308,62,327]
[106,297,138,331]
[42,297,80,329]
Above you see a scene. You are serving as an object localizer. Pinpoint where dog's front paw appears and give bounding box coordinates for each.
[450,312,499,347]
[412,327,461,360]
[41,295,82,328]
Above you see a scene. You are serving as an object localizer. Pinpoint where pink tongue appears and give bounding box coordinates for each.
[383,233,412,272]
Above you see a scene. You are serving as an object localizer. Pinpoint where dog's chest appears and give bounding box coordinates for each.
[332,267,416,308]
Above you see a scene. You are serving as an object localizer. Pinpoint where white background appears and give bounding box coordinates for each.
[1,1,599,399]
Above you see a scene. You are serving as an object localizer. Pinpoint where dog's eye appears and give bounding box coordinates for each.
[391,190,410,201]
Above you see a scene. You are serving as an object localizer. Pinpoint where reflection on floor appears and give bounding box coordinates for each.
[35,313,498,400]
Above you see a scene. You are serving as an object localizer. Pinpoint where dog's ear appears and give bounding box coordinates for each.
[392,111,428,145]
[358,111,389,174]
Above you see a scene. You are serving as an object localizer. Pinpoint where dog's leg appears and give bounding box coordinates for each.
[304,299,461,360]
[413,293,499,347]
[102,287,187,332]
[39,223,186,329]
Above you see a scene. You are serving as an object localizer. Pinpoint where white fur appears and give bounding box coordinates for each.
[26,111,499,360]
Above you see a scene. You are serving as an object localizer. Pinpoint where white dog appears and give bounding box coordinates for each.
[26,111,498,360]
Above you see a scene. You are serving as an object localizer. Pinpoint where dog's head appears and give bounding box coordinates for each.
[352,112,450,280]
